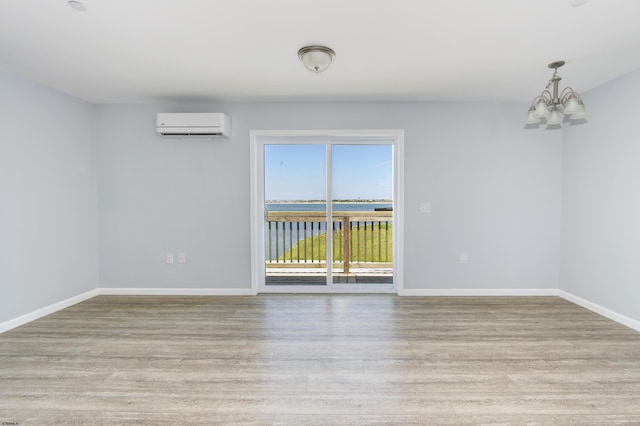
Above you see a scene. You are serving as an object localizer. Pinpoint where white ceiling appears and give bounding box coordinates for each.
[1,0,640,104]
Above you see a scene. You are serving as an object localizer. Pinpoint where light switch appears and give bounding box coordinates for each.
[178,252,186,264]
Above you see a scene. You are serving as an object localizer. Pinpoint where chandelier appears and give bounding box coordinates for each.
[525,61,587,129]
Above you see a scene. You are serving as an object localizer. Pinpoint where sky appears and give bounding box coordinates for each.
[264,144,392,201]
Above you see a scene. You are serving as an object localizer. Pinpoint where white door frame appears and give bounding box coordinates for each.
[250,129,404,294]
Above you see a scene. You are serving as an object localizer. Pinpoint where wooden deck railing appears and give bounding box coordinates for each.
[265,210,393,273]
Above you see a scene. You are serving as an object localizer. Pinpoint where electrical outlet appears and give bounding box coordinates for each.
[166,253,174,264]
[178,252,186,264]
[420,202,431,214]
[460,253,468,264]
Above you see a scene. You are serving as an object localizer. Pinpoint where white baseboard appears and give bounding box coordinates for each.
[398,288,559,297]
[559,290,640,332]
[99,287,253,296]
[0,288,100,334]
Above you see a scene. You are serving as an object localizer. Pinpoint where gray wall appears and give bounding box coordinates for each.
[5,65,638,325]
[561,69,640,322]
[97,102,562,291]
[0,71,99,323]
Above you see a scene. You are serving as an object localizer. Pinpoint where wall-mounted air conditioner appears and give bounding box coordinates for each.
[156,113,231,138]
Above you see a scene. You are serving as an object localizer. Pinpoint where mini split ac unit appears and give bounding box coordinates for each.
[156,113,231,138]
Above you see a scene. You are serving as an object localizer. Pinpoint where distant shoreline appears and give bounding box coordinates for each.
[266,200,392,204]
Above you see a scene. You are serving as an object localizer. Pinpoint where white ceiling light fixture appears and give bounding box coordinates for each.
[298,45,335,74]
[525,61,587,129]
[68,1,87,11]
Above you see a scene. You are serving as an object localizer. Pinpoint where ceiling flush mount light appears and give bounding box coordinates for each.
[525,61,587,130]
[68,1,87,11]
[298,45,335,74]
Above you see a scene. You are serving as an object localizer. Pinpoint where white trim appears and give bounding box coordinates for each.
[99,288,254,296]
[393,132,405,295]
[559,290,640,332]
[249,131,261,296]
[259,285,396,294]
[0,288,100,334]
[398,288,560,297]
[325,142,334,286]
[250,129,403,140]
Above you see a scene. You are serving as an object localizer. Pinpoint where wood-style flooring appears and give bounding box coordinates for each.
[1,295,640,425]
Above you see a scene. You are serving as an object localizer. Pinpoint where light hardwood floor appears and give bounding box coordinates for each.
[1,295,640,425]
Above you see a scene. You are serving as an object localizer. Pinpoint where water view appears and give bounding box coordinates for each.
[263,144,394,285]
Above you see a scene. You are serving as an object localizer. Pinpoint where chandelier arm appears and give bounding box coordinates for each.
[560,87,577,99]
[560,88,584,106]
[530,95,546,107]
[560,86,574,95]
[534,90,552,104]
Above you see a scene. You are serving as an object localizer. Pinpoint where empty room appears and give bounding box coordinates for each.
[1,0,640,424]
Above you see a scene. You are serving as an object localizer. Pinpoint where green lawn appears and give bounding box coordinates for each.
[280,223,393,262]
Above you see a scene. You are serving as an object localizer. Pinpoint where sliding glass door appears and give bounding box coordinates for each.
[251,131,402,293]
